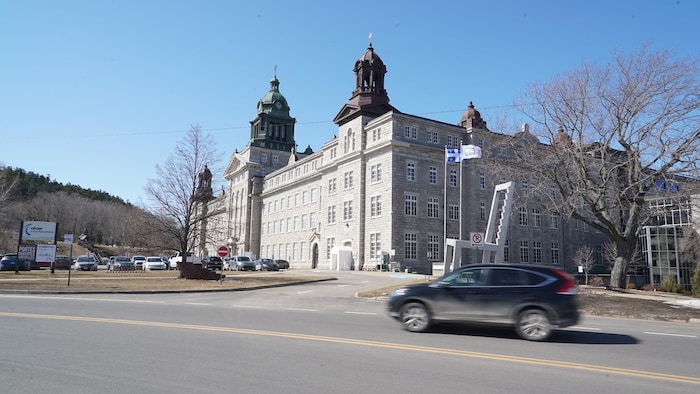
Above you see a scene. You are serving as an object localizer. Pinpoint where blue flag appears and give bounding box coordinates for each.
[445,148,462,163]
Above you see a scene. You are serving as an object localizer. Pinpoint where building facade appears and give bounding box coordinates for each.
[199,42,613,275]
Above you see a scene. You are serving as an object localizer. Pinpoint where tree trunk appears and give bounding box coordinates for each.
[609,256,629,289]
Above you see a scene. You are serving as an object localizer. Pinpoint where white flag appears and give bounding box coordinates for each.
[461,144,482,160]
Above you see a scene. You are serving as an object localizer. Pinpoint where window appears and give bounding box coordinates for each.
[286,218,291,232]
[373,128,381,141]
[328,178,337,194]
[370,233,381,260]
[405,194,417,216]
[300,242,306,261]
[427,235,440,261]
[272,155,279,164]
[310,187,317,203]
[520,241,529,263]
[326,237,335,260]
[294,216,299,231]
[344,171,354,189]
[404,125,417,139]
[404,233,417,259]
[370,195,382,217]
[427,197,439,218]
[302,191,308,205]
[429,166,437,184]
[448,205,459,220]
[551,242,560,264]
[447,135,458,147]
[406,162,416,181]
[518,207,528,226]
[533,241,542,263]
[294,193,299,207]
[480,202,486,221]
[427,130,438,143]
[479,172,485,189]
[261,153,268,163]
[301,214,307,229]
[287,195,292,208]
[550,213,558,229]
[503,240,510,263]
[343,201,353,221]
[327,206,336,224]
[370,164,382,183]
[532,208,541,227]
[449,170,458,187]
[310,213,316,228]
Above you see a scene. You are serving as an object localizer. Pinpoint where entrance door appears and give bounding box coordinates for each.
[312,243,319,269]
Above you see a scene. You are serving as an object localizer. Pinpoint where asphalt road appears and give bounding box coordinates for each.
[2,271,700,393]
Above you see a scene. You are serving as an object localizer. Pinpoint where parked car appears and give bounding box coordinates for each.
[168,251,201,269]
[0,254,30,271]
[131,255,146,270]
[52,255,73,270]
[74,255,98,271]
[202,256,223,270]
[109,256,135,271]
[387,264,579,341]
[224,255,255,271]
[255,258,279,271]
[275,259,290,269]
[143,256,167,271]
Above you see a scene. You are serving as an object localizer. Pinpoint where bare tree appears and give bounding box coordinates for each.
[143,125,221,262]
[573,245,596,285]
[509,44,700,288]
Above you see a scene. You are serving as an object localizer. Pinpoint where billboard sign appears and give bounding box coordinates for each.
[22,221,57,242]
[36,244,57,263]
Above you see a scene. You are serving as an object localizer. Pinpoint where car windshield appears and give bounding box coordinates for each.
[115,257,129,262]
[238,257,251,261]
[77,257,95,262]
[147,257,161,262]
[133,256,145,261]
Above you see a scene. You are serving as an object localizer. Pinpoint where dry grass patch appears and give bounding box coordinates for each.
[0,270,333,292]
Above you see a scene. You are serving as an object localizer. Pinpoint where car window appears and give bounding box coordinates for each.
[238,256,251,261]
[489,268,546,286]
[444,268,489,286]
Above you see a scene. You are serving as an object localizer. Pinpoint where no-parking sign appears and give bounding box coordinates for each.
[470,232,484,247]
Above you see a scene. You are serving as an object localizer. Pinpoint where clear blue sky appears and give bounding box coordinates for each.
[1,0,697,205]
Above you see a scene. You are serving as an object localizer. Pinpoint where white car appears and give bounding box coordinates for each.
[132,255,146,270]
[143,256,167,271]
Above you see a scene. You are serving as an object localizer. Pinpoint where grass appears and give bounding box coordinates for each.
[0,269,334,292]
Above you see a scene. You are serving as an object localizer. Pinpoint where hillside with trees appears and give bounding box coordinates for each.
[0,165,174,255]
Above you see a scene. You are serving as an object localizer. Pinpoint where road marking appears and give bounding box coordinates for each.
[2,311,700,386]
[185,302,210,306]
[235,305,263,309]
[643,331,697,338]
[296,291,313,294]
[575,326,602,331]
[287,308,316,312]
[344,311,377,315]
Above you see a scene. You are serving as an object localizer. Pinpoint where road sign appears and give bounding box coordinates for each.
[217,245,229,258]
[470,232,484,247]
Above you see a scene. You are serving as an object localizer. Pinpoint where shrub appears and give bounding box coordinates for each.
[642,283,657,292]
[691,266,700,297]
[626,282,637,290]
[589,276,605,287]
[660,274,682,293]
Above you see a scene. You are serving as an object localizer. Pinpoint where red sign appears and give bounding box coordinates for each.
[217,245,229,257]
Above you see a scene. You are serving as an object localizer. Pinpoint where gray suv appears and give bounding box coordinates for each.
[387,264,579,341]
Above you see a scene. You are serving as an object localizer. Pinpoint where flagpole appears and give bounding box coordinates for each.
[443,145,448,268]
[459,140,463,242]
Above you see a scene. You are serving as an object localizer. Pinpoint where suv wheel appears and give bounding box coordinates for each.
[515,309,552,341]
[400,302,430,332]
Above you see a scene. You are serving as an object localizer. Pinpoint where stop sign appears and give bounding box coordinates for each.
[217,245,229,258]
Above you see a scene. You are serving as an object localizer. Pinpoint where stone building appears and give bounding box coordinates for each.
[198,42,611,275]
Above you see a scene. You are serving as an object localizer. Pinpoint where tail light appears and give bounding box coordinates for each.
[552,268,578,295]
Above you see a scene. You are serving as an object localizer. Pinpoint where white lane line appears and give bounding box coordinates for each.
[344,311,377,316]
[337,284,350,287]
[288,308,317,312]
[643,331,697,338]
[575,326,602,331]
[235,305,263,309]
[297,291,313,294]
[185,302,210,306]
